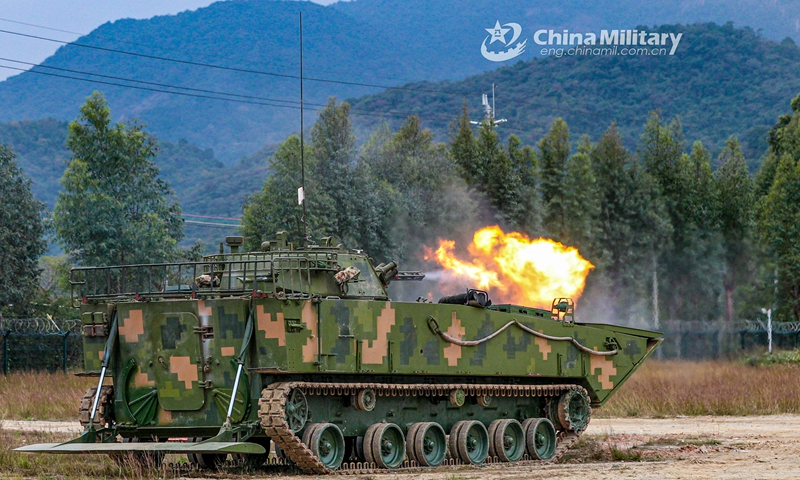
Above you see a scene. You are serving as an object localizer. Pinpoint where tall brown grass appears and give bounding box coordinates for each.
[600,360,800,417]
[2,361,800,423]
[0,372,95,421]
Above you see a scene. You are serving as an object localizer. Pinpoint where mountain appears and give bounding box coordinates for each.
[335,0,800,82]
[0,0,798,163]
[348,22,800,165]
[0,0,428,163]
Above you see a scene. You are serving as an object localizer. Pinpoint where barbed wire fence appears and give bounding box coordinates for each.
[654,319,800,360]
[0,317,83,374]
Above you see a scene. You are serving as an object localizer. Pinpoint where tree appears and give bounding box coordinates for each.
[586,124,670,323]
[506,134,540,233]
[0,144,46,316]
[715,137,753,324]
[363,115,472,262]
[760,153,800,321]
[561,145,599,253]
[476,121,526,229]
[449,104,480,186]
[244,98,400,260]
[241,135,315,249]
[538,118,571,240]
[639,113,726,320]
[754,94,800,321]
[54,92,183,266]
[310,98,358,242]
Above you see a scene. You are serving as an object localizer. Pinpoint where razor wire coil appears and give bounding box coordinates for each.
[0,318,81,334]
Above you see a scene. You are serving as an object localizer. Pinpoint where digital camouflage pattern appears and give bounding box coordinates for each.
[24,234,661,470]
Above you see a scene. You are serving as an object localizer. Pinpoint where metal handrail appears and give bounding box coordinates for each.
[70,256,342,304]
[70,260,273,304]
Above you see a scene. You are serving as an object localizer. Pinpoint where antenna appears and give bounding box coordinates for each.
[298,11,310,245]
[470,83,508,127]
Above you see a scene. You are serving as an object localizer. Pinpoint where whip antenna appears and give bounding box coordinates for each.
[298,11,310,245]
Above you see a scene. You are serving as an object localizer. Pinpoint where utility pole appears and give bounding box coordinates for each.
[471,83,508,127]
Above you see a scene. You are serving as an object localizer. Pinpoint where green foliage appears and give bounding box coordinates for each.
[449,105,480,184]
[743,349,800,366]
[586,124,670,321]
[640,113,724,320]
[715,138,754,322]
[31,254,74,319]
[53,92,184,266]
[752,94,800,321]
[0,144,46,316]
[539,118,571,240]
[760,153,800,321]
[366,115,475,263]
[242,135,310,250]
[561,145,599,255]
[0,119,72,208]
[243,99,399,262]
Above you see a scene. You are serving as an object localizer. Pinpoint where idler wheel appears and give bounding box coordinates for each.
[303,423,345,470]
[450,420,489,465]
[352,388,377,412]
[449,389,465,407]
[488,419,525,462]
[554,388,592,433]
[285,388,309,432]
[521,418,557,460]
[364,422,405,469]
[406,422,447,467]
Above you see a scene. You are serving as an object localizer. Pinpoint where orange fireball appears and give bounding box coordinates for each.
[424,226,594,308]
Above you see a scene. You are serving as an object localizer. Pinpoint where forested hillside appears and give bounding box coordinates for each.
[336,0,800,80]
[0,0,797,162]
[350,23,800,165]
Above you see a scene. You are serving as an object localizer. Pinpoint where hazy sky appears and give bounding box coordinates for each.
[0,0,339,82]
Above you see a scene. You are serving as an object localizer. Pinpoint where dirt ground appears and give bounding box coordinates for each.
[4,415,800,479]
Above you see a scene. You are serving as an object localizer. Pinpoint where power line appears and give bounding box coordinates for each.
[0,27,609,120]
[0,62,538,134]
[184,220,240,228]
[183,213,241,221]
[0,56,464,126]
[0,64,301,110]
[0,16,425,86]
[0,28,428,92]
[0,57,299,106]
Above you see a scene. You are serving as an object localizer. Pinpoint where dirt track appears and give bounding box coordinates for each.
[5,415,800,479]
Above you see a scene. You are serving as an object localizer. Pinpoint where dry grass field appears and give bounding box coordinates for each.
[0,372,95,421]
[3,359,800,478]
[599,359,800,417]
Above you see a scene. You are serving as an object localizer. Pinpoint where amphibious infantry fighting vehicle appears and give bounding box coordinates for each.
[18,233,662,473]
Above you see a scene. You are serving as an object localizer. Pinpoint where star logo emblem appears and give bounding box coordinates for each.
[486,20,510,45]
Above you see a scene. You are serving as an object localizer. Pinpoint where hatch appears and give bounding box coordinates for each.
[152,312,205,411]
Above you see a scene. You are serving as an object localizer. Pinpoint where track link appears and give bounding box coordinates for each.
[79,385,115,429]
[258,381,588,474]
